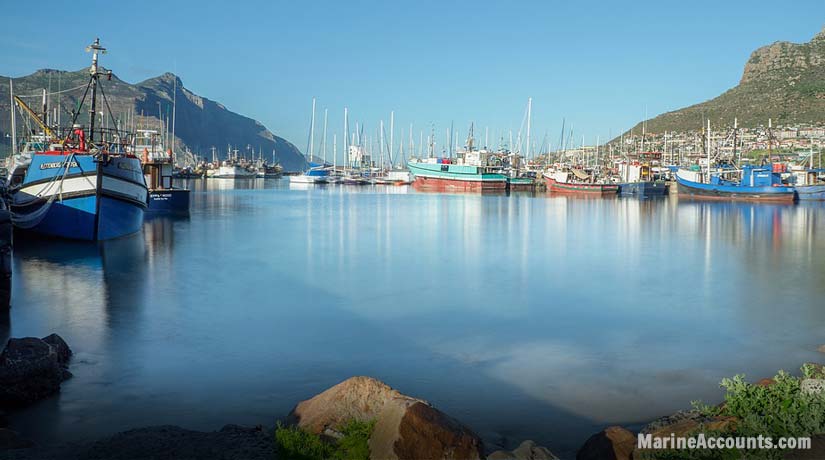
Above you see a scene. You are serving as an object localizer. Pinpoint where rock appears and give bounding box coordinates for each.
[390,401,485,460]
[576,426,635,460]
[289,376,485,460]
[640,410,702,434]
[0,428,34,450]
[755,377,776,387]
[800,379,825,396]
[0,335,72,408]
[488,440,559,460]
[817,344,825,354]
[784,434,825,459]
[41,334,72,366]
[646,416,737,439]
[78,425,275,460]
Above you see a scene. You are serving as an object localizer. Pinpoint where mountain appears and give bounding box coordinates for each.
[624,26,825,135]
[0,69,305,171]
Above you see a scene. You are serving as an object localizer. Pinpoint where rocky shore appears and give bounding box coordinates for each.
[1,335,824,459]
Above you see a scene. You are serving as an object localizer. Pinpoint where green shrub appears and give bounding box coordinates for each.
[274,419,376,460]
[639,365,825,460]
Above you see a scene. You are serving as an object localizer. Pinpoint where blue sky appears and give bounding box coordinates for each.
[2,0,824,156]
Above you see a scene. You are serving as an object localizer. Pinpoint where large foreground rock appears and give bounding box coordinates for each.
[576,426,635,460]
[0,335,72,408]
[289,376,485,460]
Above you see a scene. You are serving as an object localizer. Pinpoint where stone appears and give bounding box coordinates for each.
[488,440,559,460]
[817,344,825,354]
[0,335,72,408]
[576,426,635,460]
[41,334,72,366]
[755,377,776,387]
[288,376,485,460]
[800,379,825,396]
[644,416,737,443]
[0,428,34,450]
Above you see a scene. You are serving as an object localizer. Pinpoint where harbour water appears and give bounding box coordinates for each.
[3,179,824,457]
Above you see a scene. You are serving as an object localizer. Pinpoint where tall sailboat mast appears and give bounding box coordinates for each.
[526,97,532,161]
[308,98,316,166]
[706,119,712,179]
[322,108,328,165]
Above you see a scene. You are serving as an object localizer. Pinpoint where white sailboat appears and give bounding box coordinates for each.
[290,97,329,184]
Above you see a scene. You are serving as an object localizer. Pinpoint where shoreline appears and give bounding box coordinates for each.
[2,336,824,459]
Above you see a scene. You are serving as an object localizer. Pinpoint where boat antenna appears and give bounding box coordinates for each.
[85,38,107,143]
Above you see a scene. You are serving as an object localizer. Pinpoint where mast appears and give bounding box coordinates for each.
[333,133,337,171]
[9,79,16,156]
[343,107,348,169]
[308,97,316,166]
[172,73,177,164]
[526,97,532,160]
[389,111,394,167]
[322,108,328,165]
[86,38,107,143]
[706,119,712,180]
[732,117,739,166]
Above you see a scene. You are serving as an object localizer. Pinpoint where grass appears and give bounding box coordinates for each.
[637,364,825,459]
[275,419,376,460]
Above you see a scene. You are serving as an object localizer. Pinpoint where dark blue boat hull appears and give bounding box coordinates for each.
[795,184,825,201]
[618,181,667,197]
[147,189,191,214]
[675,174,795,203]
[11,154,148,240]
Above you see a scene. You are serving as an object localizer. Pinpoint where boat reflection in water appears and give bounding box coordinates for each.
[5,180,825,457]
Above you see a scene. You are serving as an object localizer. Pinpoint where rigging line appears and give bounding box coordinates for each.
[96,81,123,142]
[13,83,89,98]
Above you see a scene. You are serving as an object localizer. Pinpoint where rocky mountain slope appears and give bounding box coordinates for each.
[0,70,304,171]
[625,26,825,134]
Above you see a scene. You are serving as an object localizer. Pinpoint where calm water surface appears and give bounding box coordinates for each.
[3,179,824,457]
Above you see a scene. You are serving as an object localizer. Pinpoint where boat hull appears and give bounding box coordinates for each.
[11,154,147,240]
[544,176,618,195]
[675,175,795,203]
[507,177,535,191]
[147,188,191,214]
[408,162,507,192]
[618,181,667,197]
[795,184,825,201]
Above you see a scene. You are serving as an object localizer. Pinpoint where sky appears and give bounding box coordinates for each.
[2,0,824,157]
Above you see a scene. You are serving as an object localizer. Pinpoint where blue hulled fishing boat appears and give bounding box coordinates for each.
[675,165,795,203]
[7,39,148,240]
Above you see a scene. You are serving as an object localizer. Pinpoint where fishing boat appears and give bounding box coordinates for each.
[616,162,667,197]
[675,119,795,203]
[543,169,618,195]
[137,130,190,214]
[788,146,825,200]
[675,165,795,203]
[408,127,506,192]
[6,38,148,240]
[506,174,535,191]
